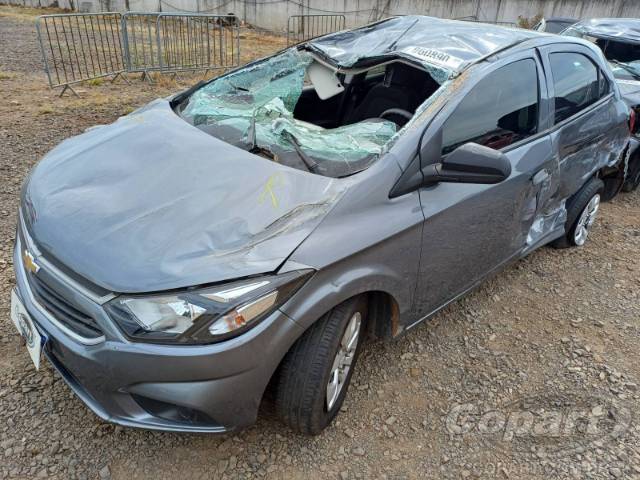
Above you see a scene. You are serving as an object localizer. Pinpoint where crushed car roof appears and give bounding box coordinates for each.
[568,18,640,44]
[303,15,542,76]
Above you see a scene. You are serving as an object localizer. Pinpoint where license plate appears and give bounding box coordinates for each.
[11,289,42,370]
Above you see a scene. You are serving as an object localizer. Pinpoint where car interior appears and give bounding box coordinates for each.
[179,56,444,177]
[596,37,640,64]
[294,61,442,129]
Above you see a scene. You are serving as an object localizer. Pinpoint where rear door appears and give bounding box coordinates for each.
[412,51,556,322]
[539,43,629,201]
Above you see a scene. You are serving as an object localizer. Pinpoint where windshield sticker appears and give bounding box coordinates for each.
[401,46,464,70]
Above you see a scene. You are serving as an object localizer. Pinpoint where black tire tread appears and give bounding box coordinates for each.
[275,297,365,435]
[551,177,604,249]
[622,157,640,193]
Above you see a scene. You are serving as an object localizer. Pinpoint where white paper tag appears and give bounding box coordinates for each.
[402,46,464,70]
[11,289,42,370]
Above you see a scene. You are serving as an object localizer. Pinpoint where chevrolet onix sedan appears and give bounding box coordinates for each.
[13,16,630,435]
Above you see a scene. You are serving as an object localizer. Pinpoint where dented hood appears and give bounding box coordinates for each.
[23,100,346,293]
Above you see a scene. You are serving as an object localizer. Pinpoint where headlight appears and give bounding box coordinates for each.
[105,270,313,344]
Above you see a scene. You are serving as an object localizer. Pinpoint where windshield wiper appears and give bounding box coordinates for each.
[281,130,319,173]
[610,59,640,79]
[247,116,257,150]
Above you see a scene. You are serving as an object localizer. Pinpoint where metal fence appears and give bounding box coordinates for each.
[36,13,126,96]
[156,13,240,73]
[287,14,346,46]
[36,12,241,95]
[121,12,162,75]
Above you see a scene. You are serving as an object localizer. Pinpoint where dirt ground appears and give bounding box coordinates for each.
[1,6,640,479]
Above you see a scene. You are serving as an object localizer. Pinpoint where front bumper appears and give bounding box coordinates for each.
[13,238,304,433]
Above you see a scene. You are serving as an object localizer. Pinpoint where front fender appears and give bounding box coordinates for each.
[278,258,410,334]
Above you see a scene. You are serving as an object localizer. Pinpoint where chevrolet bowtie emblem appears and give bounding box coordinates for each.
[23,250,40,274]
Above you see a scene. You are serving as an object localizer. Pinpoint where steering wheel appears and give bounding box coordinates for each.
[379,108,414,126]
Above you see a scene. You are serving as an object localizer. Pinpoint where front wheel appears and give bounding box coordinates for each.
[274,297,367,435]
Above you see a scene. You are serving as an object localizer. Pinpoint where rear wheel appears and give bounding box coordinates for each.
[622,155,640,192]
[552,178,604,249]
[274,297,367,435]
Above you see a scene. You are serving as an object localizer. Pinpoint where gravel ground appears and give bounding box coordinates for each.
[1,8,640,480]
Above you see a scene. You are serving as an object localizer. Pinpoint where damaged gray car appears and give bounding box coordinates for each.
[12,16,630,435]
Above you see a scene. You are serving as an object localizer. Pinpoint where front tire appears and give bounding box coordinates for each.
[274,297,367,435]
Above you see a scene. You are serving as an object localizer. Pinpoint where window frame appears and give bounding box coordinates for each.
[437,53,548,159]
[539,43,616,130]
[547,51,604,124]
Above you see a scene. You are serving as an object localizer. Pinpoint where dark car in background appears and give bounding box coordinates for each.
[563,18,640,191]
[12,16,631,435]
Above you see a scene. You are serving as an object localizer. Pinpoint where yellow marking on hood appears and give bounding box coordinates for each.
[259,173,284,208]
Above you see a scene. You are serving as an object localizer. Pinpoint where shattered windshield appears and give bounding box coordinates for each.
[176,16,537,178]
[608,57,640,81]
[179,49,400,178]
[598,39,640,81]
[564,27,640,81]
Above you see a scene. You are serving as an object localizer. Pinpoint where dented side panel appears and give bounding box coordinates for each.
[552,99,629,200]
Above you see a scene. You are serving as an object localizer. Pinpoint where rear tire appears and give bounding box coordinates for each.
[551,178,604,249]
[274,296,367,435]
[622,154,640,192]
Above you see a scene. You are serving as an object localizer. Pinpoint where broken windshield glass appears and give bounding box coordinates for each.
[180,49,399,177]
[176,16,542,178]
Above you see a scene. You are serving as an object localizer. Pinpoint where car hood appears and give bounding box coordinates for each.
[618,80,640,108]
[22,99,347,293]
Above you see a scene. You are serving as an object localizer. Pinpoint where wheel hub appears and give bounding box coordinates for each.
[574,193,600,246]
[326,312,361,411]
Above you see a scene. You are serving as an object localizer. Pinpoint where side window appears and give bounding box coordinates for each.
[442,59,539,155]
[549,52,600,123]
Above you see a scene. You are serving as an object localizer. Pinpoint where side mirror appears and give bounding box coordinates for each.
[423,143,511,185]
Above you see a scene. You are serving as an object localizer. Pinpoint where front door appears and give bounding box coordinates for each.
[412,55,556,321]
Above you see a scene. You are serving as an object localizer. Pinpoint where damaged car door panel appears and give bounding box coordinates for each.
[561,18,640,192]
[540,45,628,201]
[11,16,631,436]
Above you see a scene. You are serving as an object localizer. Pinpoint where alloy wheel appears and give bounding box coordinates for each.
[326,311,361,411]
[574,193,600,246]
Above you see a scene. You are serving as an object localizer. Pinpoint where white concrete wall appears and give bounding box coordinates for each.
[19,0,640,30]
[4,0,75,9]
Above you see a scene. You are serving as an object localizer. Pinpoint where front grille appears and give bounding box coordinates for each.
[26,272,104,340]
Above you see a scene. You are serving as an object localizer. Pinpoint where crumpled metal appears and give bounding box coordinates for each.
[304,15,540,83]
[564,18,640,44]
